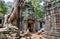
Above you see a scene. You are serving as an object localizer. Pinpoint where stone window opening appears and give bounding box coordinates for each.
[47,4,51,7]
[54,7,60,13]
[40,22,43,29]
[0,19,2,24]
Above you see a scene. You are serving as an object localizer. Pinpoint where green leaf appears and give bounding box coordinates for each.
[0,0,8,14]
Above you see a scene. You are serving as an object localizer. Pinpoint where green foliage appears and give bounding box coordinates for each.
[0,0,8,14]
[26,0,44,18]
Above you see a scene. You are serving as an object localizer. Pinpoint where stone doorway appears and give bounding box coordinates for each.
[24,18,35,33]
[28,23,33,32]
[27,19,35,33]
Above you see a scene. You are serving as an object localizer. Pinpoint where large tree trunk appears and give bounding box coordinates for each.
[4,0,20,28]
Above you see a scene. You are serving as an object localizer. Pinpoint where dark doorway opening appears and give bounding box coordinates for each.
[40,22,42,29]
[0,19,2,24]
[28,23,32,32]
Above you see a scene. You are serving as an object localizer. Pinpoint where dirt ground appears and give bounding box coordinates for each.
[30,33,42,39]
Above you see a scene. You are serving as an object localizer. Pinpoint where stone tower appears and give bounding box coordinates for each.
[44,0,60,39]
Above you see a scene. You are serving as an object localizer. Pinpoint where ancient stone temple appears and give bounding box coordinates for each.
[4,0,36,33]
[22,1,35,33]
[44,0,60,39]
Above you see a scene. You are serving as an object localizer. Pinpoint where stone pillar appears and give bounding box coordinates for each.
[45,15,51,31]
[32,23,36,33]
[23,20,28,33]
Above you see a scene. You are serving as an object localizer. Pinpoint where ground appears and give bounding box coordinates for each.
[30,33,43,39]
[31,33,40,39]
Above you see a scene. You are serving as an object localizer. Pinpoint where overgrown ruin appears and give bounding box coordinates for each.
[0,0,60,39]
[3,0,43,33]
[0,0,43,39]
[43,0,60,39]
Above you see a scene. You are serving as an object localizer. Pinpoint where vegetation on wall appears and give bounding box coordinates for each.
[26,0,44,18]
[0,0,8,14]
[0,0,44,17]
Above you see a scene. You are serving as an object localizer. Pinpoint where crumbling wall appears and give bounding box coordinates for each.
[43,0,60,39]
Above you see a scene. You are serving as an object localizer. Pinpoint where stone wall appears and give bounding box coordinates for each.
[44,0,60,39]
